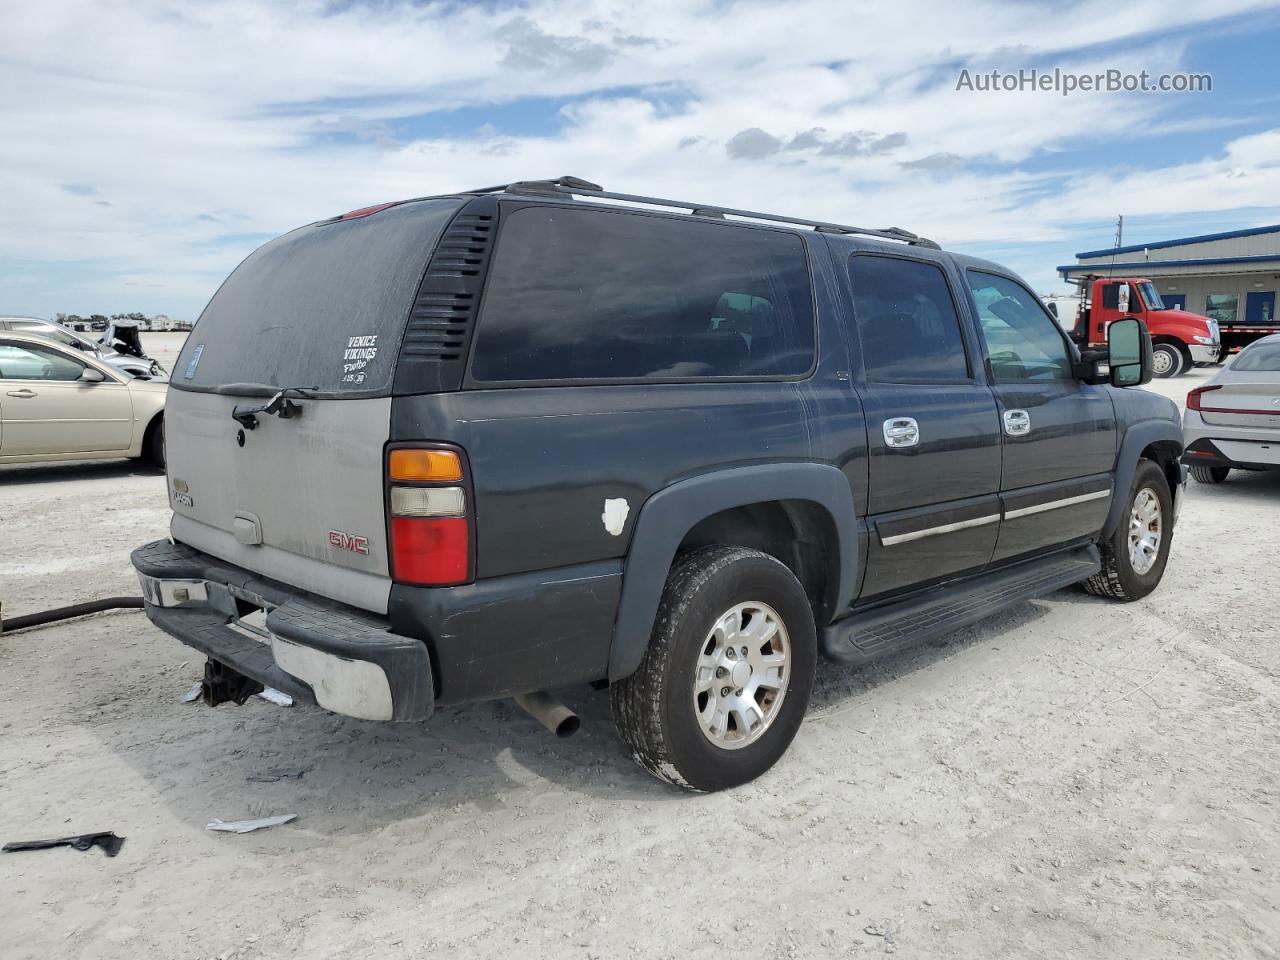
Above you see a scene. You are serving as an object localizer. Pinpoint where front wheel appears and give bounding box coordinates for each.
[610,546,816,792]
[1082,459,1173,601]
[1150,342,1184,378]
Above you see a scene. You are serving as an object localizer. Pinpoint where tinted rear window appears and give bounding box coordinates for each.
[175,198,462,395]
[470,206,815,382]
[1232,341,1280,371]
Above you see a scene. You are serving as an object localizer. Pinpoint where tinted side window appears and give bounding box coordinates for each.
[967,272,1073,382]
[13,321,77,347]
[847,255,970,382]
[1101,283,1120,309]
[0,342,86,381]
[470,206,815,382]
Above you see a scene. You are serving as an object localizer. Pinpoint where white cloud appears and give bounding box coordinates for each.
[1,0,1277,314]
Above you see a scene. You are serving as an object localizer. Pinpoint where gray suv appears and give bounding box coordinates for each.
[133,177,1184,791]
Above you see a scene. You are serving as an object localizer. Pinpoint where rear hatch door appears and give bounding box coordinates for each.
[165,198,463,613]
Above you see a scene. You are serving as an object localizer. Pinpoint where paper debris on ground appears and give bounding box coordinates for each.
[180,682,202,703]
[256,687,293,707]
[206,815,296,834]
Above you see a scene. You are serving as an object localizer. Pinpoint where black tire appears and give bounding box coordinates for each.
[1150,342,1183,378]
[1189,464,1229,484]
[610,545,816,792]
[144,417,165,470]
[1082,459,1173,601]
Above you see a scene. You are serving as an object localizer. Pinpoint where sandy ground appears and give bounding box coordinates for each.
[1,344,1277,960]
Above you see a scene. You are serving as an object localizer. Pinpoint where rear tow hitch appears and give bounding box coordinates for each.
[201,658,264,707]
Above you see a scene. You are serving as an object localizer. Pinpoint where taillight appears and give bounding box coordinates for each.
[339,200,403,220]
[1186,385,1221,411]
[388,448,463,482]
[387,446,472,586]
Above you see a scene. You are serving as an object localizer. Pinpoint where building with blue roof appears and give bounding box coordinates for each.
[1058,224,1280,332]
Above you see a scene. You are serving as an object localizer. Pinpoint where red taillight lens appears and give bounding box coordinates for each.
[339,200,403,220]
[1186,385,1220,411]
[390,516,470,586]
[386,446,472,586]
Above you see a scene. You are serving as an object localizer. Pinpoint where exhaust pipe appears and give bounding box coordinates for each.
[514,691,580,738]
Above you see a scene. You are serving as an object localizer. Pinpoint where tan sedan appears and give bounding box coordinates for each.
[0,331,166,467]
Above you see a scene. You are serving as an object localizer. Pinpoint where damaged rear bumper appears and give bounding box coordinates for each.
[132,539,433,722]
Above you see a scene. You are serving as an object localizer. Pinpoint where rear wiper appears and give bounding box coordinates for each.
[231,387,317,430]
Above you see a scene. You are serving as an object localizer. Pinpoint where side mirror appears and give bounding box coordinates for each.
[1107,317,1153,387]
[80,367,107,383]
[1117,285,1130,314]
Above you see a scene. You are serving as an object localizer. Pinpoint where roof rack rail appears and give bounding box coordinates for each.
[466,176,940,249]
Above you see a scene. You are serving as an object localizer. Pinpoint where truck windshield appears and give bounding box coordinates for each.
[1137,282,1166,310]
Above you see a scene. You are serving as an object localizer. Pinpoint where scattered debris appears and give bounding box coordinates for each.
[181,682,292,706]
[3,831,125,857]
[256,687,293,707]
[246,768,308,783]
[206,815,296,834]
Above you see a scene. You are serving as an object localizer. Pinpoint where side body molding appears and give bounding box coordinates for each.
[608,462,859,680]
[1102,418,1184,537]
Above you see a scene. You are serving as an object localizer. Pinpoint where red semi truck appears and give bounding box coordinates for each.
[1063,276,1222,378]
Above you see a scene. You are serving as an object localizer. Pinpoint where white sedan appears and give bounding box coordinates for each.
[0,331,166,467]
[1182,333,1280,484]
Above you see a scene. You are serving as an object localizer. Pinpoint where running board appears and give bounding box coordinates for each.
[822,545,1101,666]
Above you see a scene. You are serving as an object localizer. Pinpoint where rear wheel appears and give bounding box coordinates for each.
[1151,342,1183,378]
[610,545,816,792]
[1189,464,1229,484]
[1082,459,1173,601]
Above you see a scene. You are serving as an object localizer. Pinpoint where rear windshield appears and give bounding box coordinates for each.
[469,205,815,382]
[1232,341,1280,371]
[175,198,462,396]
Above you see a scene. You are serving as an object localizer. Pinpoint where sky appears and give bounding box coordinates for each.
[3,0,1280,322]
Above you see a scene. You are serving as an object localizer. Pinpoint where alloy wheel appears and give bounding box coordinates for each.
[693,602,790,750]
[1128,486,1162,575]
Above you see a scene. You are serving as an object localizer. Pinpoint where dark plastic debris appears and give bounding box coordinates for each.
[3,831,125,857]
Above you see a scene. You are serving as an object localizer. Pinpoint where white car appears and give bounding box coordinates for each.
[0,331,166,467]
[1182,333,1280,484]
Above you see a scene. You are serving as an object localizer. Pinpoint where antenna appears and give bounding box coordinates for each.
[1107,214,1123,278]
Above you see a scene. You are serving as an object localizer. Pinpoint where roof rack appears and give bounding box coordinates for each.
[461,176,940,249]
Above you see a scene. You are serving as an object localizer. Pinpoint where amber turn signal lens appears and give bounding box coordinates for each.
[388,449,462,482]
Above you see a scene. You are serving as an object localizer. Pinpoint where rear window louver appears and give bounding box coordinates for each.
[393,196,498,394]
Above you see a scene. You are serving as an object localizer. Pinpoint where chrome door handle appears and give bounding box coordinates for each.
[1003,409,1031,436]
[882,417,920,448]
[6,388,37,398]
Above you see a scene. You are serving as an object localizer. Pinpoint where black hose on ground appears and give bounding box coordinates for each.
[0,597,145,634]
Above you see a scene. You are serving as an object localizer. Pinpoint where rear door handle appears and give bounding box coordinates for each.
[882,417,920,448]
[1003,409,1031,436]
[6,388,37,399]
